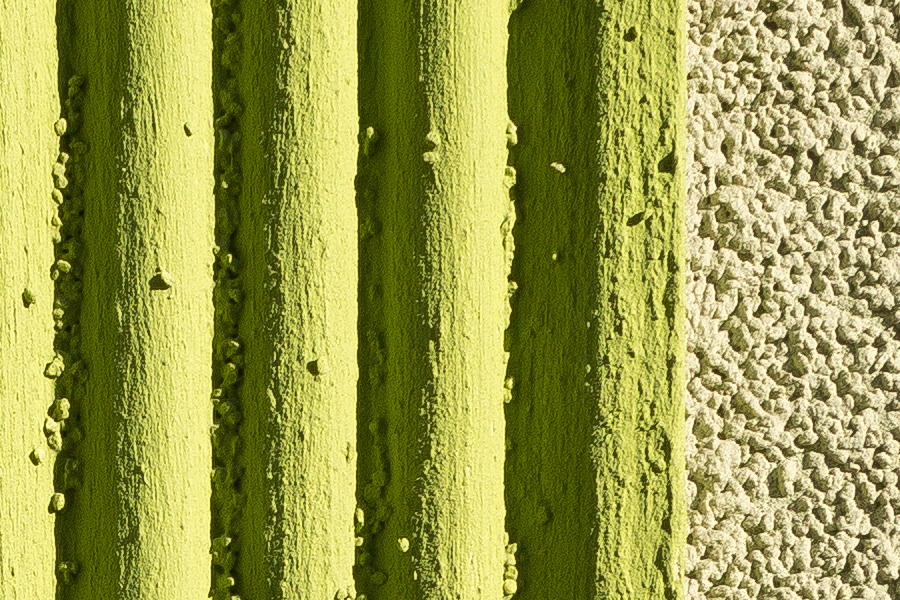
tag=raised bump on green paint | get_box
[66,2,215,598]
[357,1,510,598]
[234,0,358,598]
[506,0,686,597]
[0,2,59,597]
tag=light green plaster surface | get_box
[0,2,60,598]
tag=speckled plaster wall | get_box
[686,0,900,598]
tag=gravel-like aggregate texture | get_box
[686,0,900,598]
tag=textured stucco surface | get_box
[686,0,900,598]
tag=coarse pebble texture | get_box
[232,0,359,599]
[505,0,686,597]
[686,0,900,599]
[355,0,510,598]
[63,2,215,599]
[0,1,60,598]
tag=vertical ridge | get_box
[506,0,687,597]
[589,1,686,596]
[357,1,511,598]
[234,1,359,598]
[65,2,216,598]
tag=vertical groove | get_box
[65,2,215,599]
[233,1,359,599]
[357,0,511,598]
[210,0,244,597]
[0,1,61,598]
[355,3,390,592]
[51,73,88,593]
[52,0,85,594]
[505,2,602,595]
[506,0,686,598]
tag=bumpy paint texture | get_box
[58,2,216,599]
[506,0,686,598]
[686,0,900,598]
[0,1,59,598]
[229,0,359,599]
[356,0,511,598]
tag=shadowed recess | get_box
[51,0,89,597]
[209,0,245,598]
[506,1,600,597]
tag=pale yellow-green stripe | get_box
[0,1,60,598]
[590,1,687,595]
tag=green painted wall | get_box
[0,1,685,598]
